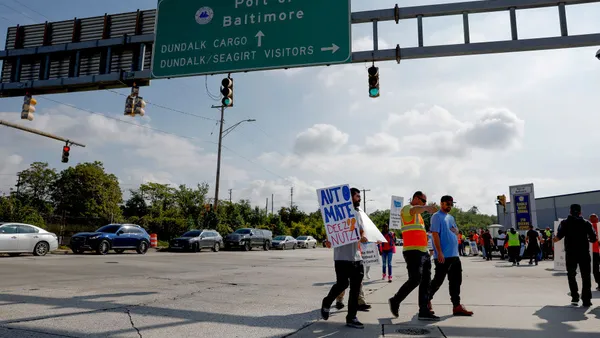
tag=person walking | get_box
[497,230,506,260]
[590,214,600,291]
[388,191,439,321]
[321,188,369,329]
[526,225,541,266]
[507,228,521,266]
[457,231,465,257]
[428,195,474,316]
[482,229,493,261]
[554,204,598,307]
[379,223,396,283]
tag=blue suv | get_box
[70,224,151,255]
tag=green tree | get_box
[17,162,58,216]
[52,162,122,226]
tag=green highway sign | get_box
[151,0,352,79]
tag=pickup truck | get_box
[224,228,272,251]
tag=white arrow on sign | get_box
[321,43,340,54]
[255,31,265,47]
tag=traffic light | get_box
[134,97,146,116]
[221,77,233,107]
[497,195,507,213]
[124,85,146,117]
[368,66,380,98]
[21,93,37,121]
[61,145,70,163]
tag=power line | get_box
[0,2,37,23]
[11,0,51,21]
[36,96,291,184]
[205,75,221,102]
[106,89,219,122]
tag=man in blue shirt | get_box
[429,195,473,316]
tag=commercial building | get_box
[496,189,600,231]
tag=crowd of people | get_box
[318,189,599,330]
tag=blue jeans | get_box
[382,250,393,276]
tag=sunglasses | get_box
[419,197,427,204]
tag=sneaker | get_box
[382,273,387,280]
[335,302,345,310]
[428,301,435,314]
[596,286,600,291]
[366,273,371,280]
[453,304,474,316]
[571,299,580,306]
[346,318,364,329]
[388,297,400,318]
[388,276,392,283]
[535,261,538,266]
[582,301,593,307]
[321,306,330,320]
[418,311,440,321]
[357,304,371,311]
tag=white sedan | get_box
[296,236,317,249]
[0,222,59,256]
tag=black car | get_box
[69,224,151,255]
[224,228,272,251]
[169,229,223,252]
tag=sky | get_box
[1,0,600,217]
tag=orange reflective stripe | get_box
[403,229,428,247]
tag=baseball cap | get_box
[441,195,454,204]
[570,204,582,214]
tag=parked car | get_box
[169,229,222,252]
[224,228,272,251]
[271,236,297,250]
[0,222,58,256]
[69,224,150,255]
[295,236,317,248]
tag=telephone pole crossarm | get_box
[0,119,86,147]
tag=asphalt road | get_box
[0,248,389,338]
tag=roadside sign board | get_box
[152,0,352,79]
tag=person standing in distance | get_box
[590,214,600,291]
[554,204,597,307]
[428,195,474,316]
[379,223,396,283]
[321,188,369,329]
[389,191,439,321]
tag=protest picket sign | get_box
[361,242,381,267]
[316,184,360,248]
[389,196,404,230]
[359,209,387,243]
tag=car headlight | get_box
[89,235,100,240]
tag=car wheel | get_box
[263,241,270,251]
[243,242,251,251]
[212,242,220,252]
[282,244,286,250]
[136,241,149,254]
[96,240,110,255]
[114,249,125,254]
[313,243,317,249]
[293,244,297,250]
[33,242,50,256]
[192,243,200,253]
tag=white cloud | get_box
[362,132,401,154]
[293,124,349,156]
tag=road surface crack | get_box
[125,308,142,338]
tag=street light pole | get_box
[213,105,225,211]
[211,105,256,210]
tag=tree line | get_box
[0,162,497,242]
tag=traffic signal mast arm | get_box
[0,119,86,148]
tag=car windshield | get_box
[234,229,251,234]
[274,236,286,240]
[182,231,201,237]
[96,225,121,233]
[297,236,307,240]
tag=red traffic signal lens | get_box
[63,146,70,152]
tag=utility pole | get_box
[265,198,268,214]
[362,189,371,213]
[290,187,294,210]
[228,189,232,204]
[271,193,274,215]
[213,104,225,210]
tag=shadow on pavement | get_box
[0,291,321,337]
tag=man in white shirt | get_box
[497,230,506,260]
